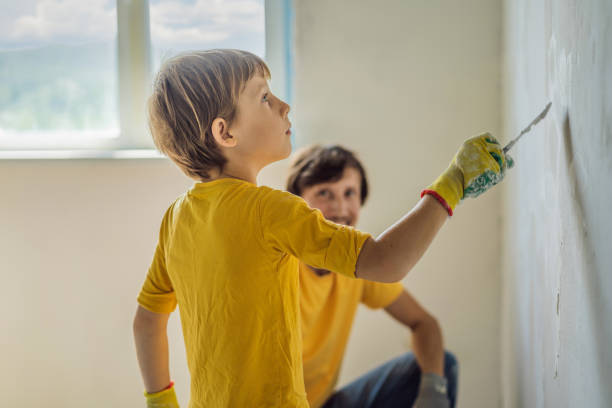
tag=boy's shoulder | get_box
[181,179,312,219]
[256,185,310,210]
[159,191,188,227]
[201,180,305,206]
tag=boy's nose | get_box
[280,100,290,117]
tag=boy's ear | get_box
[211,117,237,148]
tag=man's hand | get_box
[413,373,450,408]
[145,383,180,408]
[423,133,513,215]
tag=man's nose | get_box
[330,197,348,214]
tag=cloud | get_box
[6,0,116,47]
[1,0,265,54]
[149,0,264,51]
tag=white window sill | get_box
[0,149,165,160]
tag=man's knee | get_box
[443,351,458,379]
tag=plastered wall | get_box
[500,0,612,406]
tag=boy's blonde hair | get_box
[148,49,270,180]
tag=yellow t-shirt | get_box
[137,178,371,408]
[300,263,404,408]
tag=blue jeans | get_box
[321,351,458,408]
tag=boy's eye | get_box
[345,189,356,197]
[262,93,269,103]
[317,189,330,198]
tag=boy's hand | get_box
[144,383,180,408]
[422,133,513,215]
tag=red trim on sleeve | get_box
[162,382,174,391]
[421,190,453,217]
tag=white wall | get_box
[500,0,612,407]
[0,159,193,407]
[293,1,502,407]
[1,1,504,407]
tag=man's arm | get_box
[133,305,172,393]
[384,290,444,376]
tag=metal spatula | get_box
[503,102,552,154]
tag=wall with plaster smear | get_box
[501,0,612,406]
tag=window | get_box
[0,0,273,155]
[0,0,119,150]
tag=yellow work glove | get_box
[422,133,513,216]
[144,383,180,408]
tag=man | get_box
[286,145,459,408]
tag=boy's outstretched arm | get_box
[355,195,447,283]
[356,133,511,283]
[133,305,179,407]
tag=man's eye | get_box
[262,93,269,103]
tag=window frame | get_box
[0,0,292,158]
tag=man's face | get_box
[228,74,293,167]
[301,167,362,227]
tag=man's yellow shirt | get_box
[300,263,403,408]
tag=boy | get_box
[133,49,511,408]
[287,145,457,408]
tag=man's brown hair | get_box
[148,49,270,180]
[286,145,369,204]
